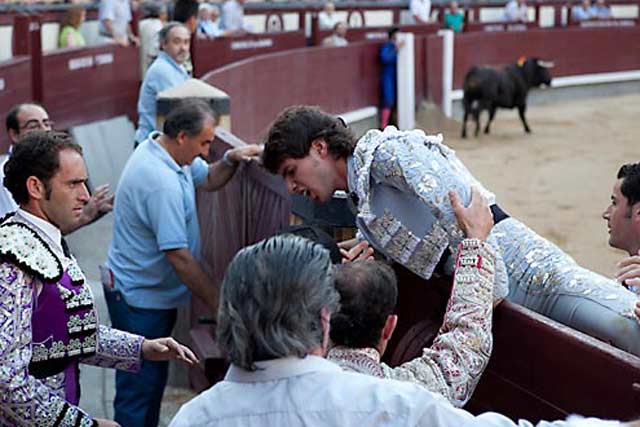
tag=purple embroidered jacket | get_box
[0,213,145,427]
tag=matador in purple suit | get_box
[0,131,198,427]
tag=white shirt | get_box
[503,0,528,22]
[169,356,619,427]
[138,18,163,75]
[221,0,244,31]
[98,0,132,38]
[410,0,431,23]
[318,11,339,30]
[0,154,17,219]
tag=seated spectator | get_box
[591,0,612,18]
[98,0,139,46]
[502,0,528,22]
[169,234,638,427]
[221,0,248,33]
[138,3,168,75]
[198,3,229,38]
[572,0,595,21]
[59,5,87,48]
[410,0,432,24]
[318,1,339,30]
[327,188,496,408]
[443,1,464,32]
[322,21,348,47]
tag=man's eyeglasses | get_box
[19,119,55,132]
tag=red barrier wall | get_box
[0,55,31,151]
[453,26,640,89]
[41,44,139,130]
[192,30,307,78]
[202,41,382,143]
[426,34,443,104]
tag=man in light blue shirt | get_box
[135,22,190,145]
[106,100,262,427]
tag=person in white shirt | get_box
[503,0,529,22]
[169,233,635,427]
[1,103,113,230]
[322,21,349,47]
[318,1,339,30]
[221,0,247,32]
[198,3,227,38]
[138,3,168,76]
[411,0,432,24]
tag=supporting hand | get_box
[141,337,199,365]
[95,419,121,427]
[449,186,494,241]
[226,145,263,165]
[340,240,374,263]
[615,251,640,289]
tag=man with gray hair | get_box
[135,21,191,147]
[169,233,633,427]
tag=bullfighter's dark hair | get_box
[330,260,398,349]
[262,106,355,174]
[618,163,640,207]
[4,131,82,205]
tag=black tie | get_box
[61,237,72,258]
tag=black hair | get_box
[262,106,355,174]
[162,99,218,138]
[388,26,399,39]
[618,163,640,207]
[173,0,199,23]
[330,260,398,349]
[4,131,83,205]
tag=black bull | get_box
[461,58,554,138]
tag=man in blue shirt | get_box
[106,100,261,427]
[135,22,191,146]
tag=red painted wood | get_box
[40,44,139,130]
[0,55,31,151]
[453,26,640,89]
[192,30,307,78]
[312,23,440,46]
[202,41,382,143]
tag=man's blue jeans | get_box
[104,285,177,427]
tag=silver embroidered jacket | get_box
[327,239,495,407]
[0,212,144,427]
[348,126,508,301]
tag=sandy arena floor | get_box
[415,92,640,277]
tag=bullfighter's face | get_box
[277,139,344,203]
[603,178,640,254]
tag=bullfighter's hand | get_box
[142,337,199,365]
[95,419,121,427]
[340,240,375,263]
[615,251,640,289]
[449,186,494,241]
[227,145,263,164]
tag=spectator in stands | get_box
[106,100,261,427]
[502,0,529,22]
[410,0,432,24]
[591,0,612,18]
[98,0,140,46]
[380,27,404,129]
[58,5,87,48]
[221,0,248,33]
[327,188,495,408]
[169,232,639,427]
[318,1,339,30]
[572,0,595,21]
[174,0,199,33]
[444,1,464,32]
[139,3,168,75]
[2,102,113,228]
[135,22,191,146]
[322,21,348,47]
[198,3,228,38]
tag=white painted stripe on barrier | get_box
[397,32,416,130]
[339,106,378,124]
[438,29,455,118]
[448,70,640,102]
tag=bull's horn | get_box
[537,60,555,68]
